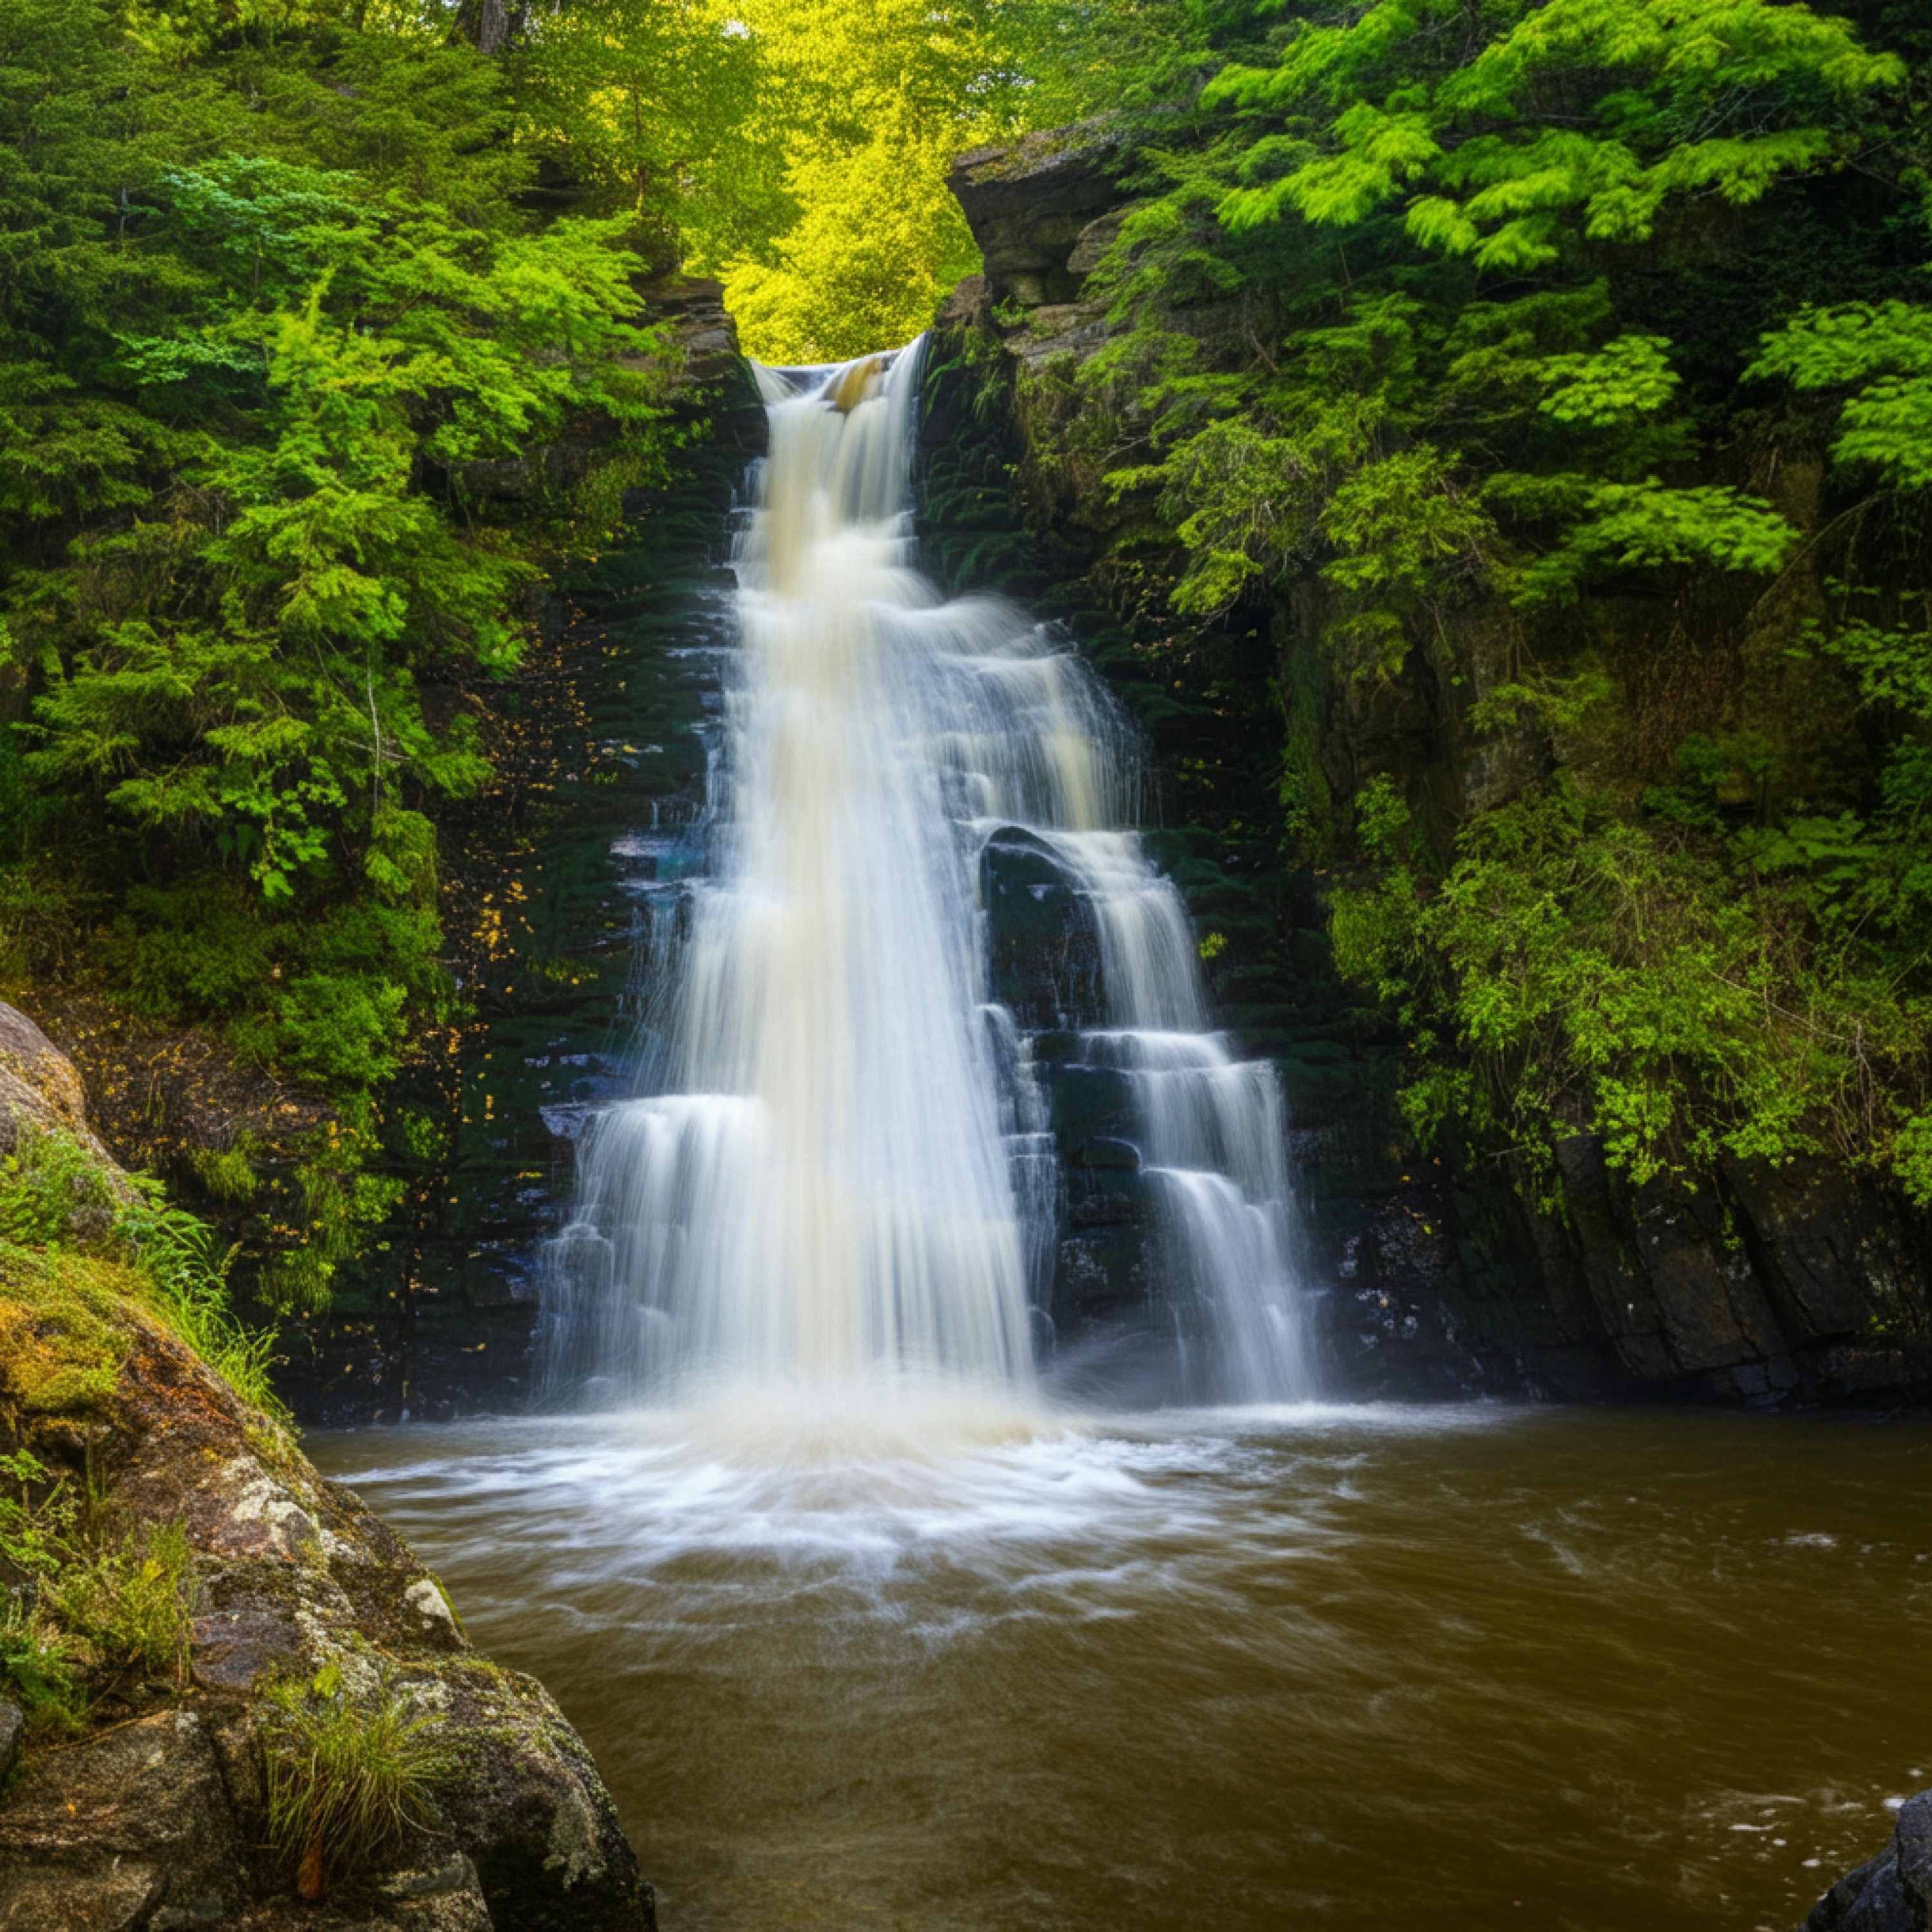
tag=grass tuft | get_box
[118,1193,288,1423]
[0,1124,287,1427]
[263,1662,449,1899]
[0,1449,194,1732]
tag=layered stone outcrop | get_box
[949,124,1126,310]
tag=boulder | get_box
[1803,1791,1932,1930]
[0,1710,244,1932]
[0,1282,653,1930]
[0,1003,117,1166]
[949,124,1126,307]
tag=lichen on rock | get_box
[0,1005,654,1931]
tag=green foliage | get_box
[0,1125,286,1418]
[118,1188,287,1419]
[48,1519,194,1695]
[0,0,695,1307]
[1340,783,1832,1185]
[725,127,983,363]
[0,1127,117,1249]
[1537,334,1680,428]
[1207,0,1898,259]
[708,0,1007,361]
[1081,0,1860,660]
[1332,722,1932,1198]
[1510,480,1799,606]
[263,1660,448,1900]
[259,1128,406,1314]
[992,0,1932,1213]
[0,1448,193,1734]
[0,1589,89,1735]
[1750,298,1932,489]
[24,160,669,902]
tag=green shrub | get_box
[48,1522,194,1696]
[0,1127,117,1249]
[0,1592,88,1735]
[184,1139,261,1204]
[0,1450,193,1730]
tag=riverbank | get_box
[0,1010,651,1929]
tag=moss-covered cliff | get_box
[0,1006,652,1929]
[927,86,1932,1408]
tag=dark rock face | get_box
[981,826,1103,1027]
[269,410,754,1426]
[949,126,1126,308]
[1804,1792,1932,1931]
[0,1709,247,1931]
[630,274,739,386]
[932,133,1932,1410]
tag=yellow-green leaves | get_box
[1222,104,1439,231]
[723,125,981,363]
[1751,299,1932,491]
[1537,334,1679,427]
[707,0,1003,361]
[1511,480,1796,605]
[1211,0,1899,265]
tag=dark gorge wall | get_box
[265,295,762,1426]
[930,133,1932,1411]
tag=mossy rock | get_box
[0,1242,138,1419]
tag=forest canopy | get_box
[956,0,1932,1210]
[4,0,1931,1309]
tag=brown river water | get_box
[312,1398,1931,1931]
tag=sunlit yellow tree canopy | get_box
[513,0,1203,361]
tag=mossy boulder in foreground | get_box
[0,1003,652,1932]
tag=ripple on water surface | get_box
[312,1401,1932,1932]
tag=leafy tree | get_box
[703,0,1010,361]
[0,0,681,1305]
[971,0,1932,1210]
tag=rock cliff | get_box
[934,133,1932,1410]
[0,1007,652,1931]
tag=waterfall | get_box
[541,340,1312,1405]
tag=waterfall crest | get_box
[542,341,1311,1405]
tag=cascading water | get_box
[542,340,1311,1405]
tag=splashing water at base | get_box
[314,1405,1932,1931]
[541,341,1310,1404]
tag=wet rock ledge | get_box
[0,1005,651,1932]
